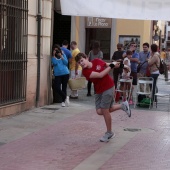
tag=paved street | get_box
[0,74,170,170]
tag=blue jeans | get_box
[150,74,159,102]
[55,74,69,102]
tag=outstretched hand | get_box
[123,65,130,72]
[112,61,120,68]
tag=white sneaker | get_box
[100,132,115,142]
[122,100,131,117]
[61,102,65,107]
[65,96,70,107]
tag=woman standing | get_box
[51,45,70,107]
[148,44,160,102]
[87,41,103,96]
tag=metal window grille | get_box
[0,0,28,106]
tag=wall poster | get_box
[119,35,140,52]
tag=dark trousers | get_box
[87,81,95,94]
[113,68,123,89]
[150,74,159,102]
[55,74,69,102]
[130,72,137,85]
[87,81,92,94]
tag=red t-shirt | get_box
[82,59,114,94]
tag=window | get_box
[0,0,28,106]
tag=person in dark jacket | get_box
[112,43,124,89]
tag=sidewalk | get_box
[0,76,170,170]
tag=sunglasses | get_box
[130,45,136,47]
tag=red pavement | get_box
[0,109,170,170]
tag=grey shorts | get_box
[95,87,114,109]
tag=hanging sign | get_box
[85,17,112,28]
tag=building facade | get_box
[164,21,170,49]
[0,0,53,117]
[0,0,153,117]
[70,16,152,60]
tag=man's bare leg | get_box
[109,104,122,113]
[96,108,114,142]
[101,108,112,132]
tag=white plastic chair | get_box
[114,76,133,103]
[134,77,154,109]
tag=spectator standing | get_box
[138,42,150,77]
[112,43,124,89]
[61,40,72,69]
[148,44,160,102]
[87,41,103,96]
[51,46,70,107]
[122,50,133,104]
[69,41,82,99]
[129,42,139,86]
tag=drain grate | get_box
[124,128,141,132]
[41,107,59,111]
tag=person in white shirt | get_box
[122,50,133,104]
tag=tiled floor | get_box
[0,108,170,170]
[0,74,170,170]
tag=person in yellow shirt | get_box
[160,48,166,61]
[69,41,82,99]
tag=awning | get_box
[60,0,170,20]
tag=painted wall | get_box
[71,16,85,53]
[27,0,52,108]
[115,19,152,51]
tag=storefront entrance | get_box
[53,12,71,47]
[85,28,111,60]
[85,17,112,60]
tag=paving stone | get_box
[0,76,170,169]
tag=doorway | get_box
[53,12,71,47]
[85,28,111,60]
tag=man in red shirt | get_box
[75,53,131,142]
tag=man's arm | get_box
[75,62,79,75]
[89,62,120,79]
[112,52,116,61]
[68,51,72,64]
[130,58,139,63]
[99,51,103,59]
[130,53,139,63]
[68,58,72,64]
[61,54,68,66]
[123,60,130,72]
[122,52,127,58]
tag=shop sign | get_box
[85,17,112,28]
